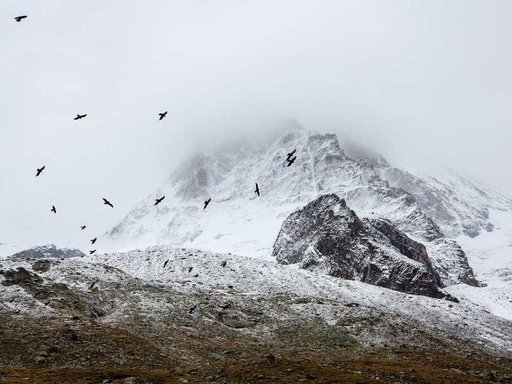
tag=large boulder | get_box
[272,194,447,299]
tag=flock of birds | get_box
[17,13,298,257]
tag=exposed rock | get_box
[365,217,442,286]
[273,194,446,298]
[32,260,53,273]
[427,239,479,287]
[1,267,43,288]
[88,302,106,318]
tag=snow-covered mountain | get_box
[106,129,512,289]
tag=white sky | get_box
[1,0,512,251]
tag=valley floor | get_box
[1,312,512,384]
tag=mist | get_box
[1,0,512,251]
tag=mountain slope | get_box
[106,130,498,288]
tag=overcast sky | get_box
[1,0,512,252]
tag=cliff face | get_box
[273,194,446,298]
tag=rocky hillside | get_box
[1,247,511,383]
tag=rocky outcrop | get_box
[272,194,447,299]
[364,217,442,286]
[9,244,84,261]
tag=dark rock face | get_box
[365,217,442,287]
[9,244,84,260]
[272,194,446,299]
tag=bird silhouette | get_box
[80,225,86,230]
[158,111,167,120]
[35,166,45,177]
[154,196,165,206]
[89,281,96,290]
[74,114,87,120]
[221,260,227,268]
[188,304,198,314]
[91,237,97,244]
[188,267,193,273]
[286,156,297,167]
[203,198,211,210]
[287,149,296,160]
[89,250,96,255]
[14,15,27,22]
[163,260,169,268]
[255,183,260,197]
[51,205,56,214]
[102,198,114,208]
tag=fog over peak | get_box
[1,0,511,251]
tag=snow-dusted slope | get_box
[2,247,511,354]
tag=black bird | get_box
[80,225,86,230]
[188,267,193,273]
[286,156,297,167]
[158,111,167,120]
[102,198,114,208]
[221,260,227,268]
[89,250,96,255]
[188,304,198,314]
[91,237,97,244]
[14,15,27,22]
[89,281,96,290]
[51,205,56,214]
[154,196,165,206]
[163,260,169,268]
[286,149,296,160]
[203,198,211,210]
[35,166,45,177]
[255,183,260,197]
[74,114,87,120]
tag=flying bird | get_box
[14,15,27,22]
[287,149,296,160]
[91,237,97,244]
[286,156,297,167]
[102,198,114,208]
[89,250,96,255]
[188,304,198,314]
[80,225,86,230]
[203,198,211,210]
[89,281,96,290]
[35,166,45,177]
[163,260,169,268]
[255,183,260,197]
[158,111,167,120]
[154,196,165,206]
[188,267,193,273]
[51,205,56,214]
[74,114,87,120]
